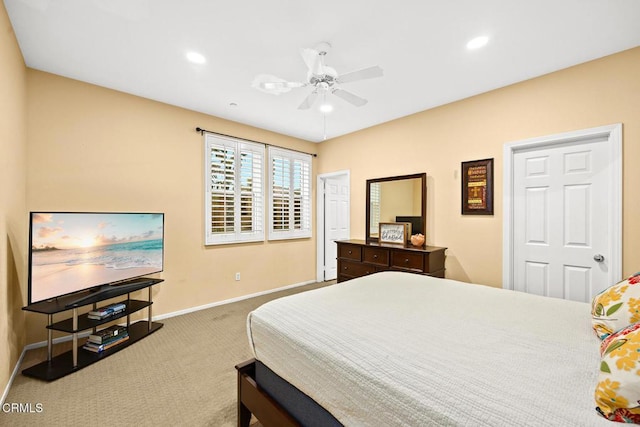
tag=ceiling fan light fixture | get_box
[186,51,206,64]
[319,103,333,113]
[466,35,489,50]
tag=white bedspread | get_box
[247,271,610,426]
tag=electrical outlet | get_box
[235,272,241,281]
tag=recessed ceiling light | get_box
[319,103,333,113]
[466,36,489,50]
[186,51,206,64]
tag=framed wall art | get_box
[461,158,494,215]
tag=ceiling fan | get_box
[252,42,383,110]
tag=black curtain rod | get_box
[195,127,317,158]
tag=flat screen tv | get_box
[395,215,422,235]
[28,212,164,305]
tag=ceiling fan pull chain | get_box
[323,110,327,141]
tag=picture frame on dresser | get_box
[379,222,410,244]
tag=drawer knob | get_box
[405,258,409,263]
[348,250,352,254]
[373,254,378,259]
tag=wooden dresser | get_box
[336,239,446,283]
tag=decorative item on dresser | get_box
[336,239,446,283]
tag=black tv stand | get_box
[64,278,159,308]
[22,278,163,381]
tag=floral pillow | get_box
[595,322,640,422]
[592,273,640,339]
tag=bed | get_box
[237,271,611,426]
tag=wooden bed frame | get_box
[236,359,300,427]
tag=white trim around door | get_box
[502,123,622,292]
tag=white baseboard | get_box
[2,279,319,401]
[23,330,93,351]
[152,279,317,321]
[2,347,26,406]
[1,330,94,405]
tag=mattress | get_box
[247,271,610,426]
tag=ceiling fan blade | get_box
[298,90,319,110]
[300,48,323,75]
[252,74,305,94]
[332,89,368,107]
[336,66,384,84]
[262,81,305,90]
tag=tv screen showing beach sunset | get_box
[29,212,164,304]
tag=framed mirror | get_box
[366,173,426,243]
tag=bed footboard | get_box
[236,359,300,427]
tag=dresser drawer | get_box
[339,259,374,278]
[338,244,362,261]
[336,241,447,283]
[363,246,389,267]
[391,250,424,272]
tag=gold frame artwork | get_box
[461,158,494,215]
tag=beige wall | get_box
[318,47,640,288]
[25,70,318,343]
[11,24,640,347]
[0,1,27,395]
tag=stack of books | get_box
[83,325,129,353]
[87,302,126,320]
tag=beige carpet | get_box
[1,281,332,427]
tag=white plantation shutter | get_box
[370,182,381,235]
[268,147,312,240]
[271,155,290,231]
[239,148,263,234]
[293,158,311,231]
[205,134,264,244]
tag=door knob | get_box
[594,254,605,262]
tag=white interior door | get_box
[505,124,622,302]
[323,175,350,281]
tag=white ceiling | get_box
[5,0,640,142]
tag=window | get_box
[204,134,264,245]
[204,133,311,244]
[268,147,312,240]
